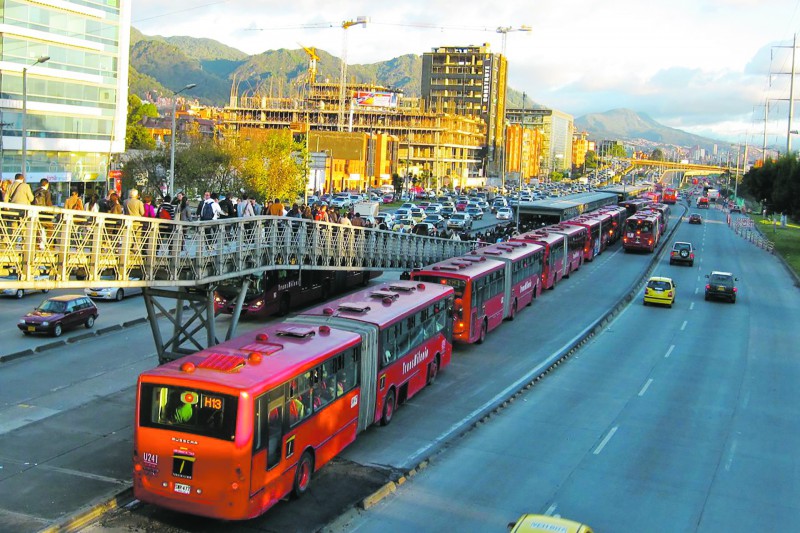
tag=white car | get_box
[85,276,143,301]
[496,207,514,220]
[1,269,50,299]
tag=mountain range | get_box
[129,28,723,152]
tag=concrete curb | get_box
[39,488,135,533]
[1,305,191,364]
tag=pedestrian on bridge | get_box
[6,173,33,205]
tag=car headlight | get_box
[18,319,25,324]
[41,321,49,326]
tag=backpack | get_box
[158,206,172,220]
[200,201,214,221]
[33,187,48,206]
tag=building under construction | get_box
[222,76,486,192]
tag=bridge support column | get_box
[143,286,219,365]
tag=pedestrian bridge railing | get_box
[0,203,475,290]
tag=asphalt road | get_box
[328,207,800,532]
[10,207,782,533]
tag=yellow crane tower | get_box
[300,44,319,85]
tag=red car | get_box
[18,294,98,337]
[456,199,468,211]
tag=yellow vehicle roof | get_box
[509,514,593,533]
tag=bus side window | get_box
[287,372,312,426]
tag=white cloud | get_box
[131,0,800,138]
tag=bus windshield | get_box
[139,383,238,441]
[414,275,466,298]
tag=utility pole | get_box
[789,33,797,154]
[338,17,368,132]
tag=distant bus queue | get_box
[132,189,677,522]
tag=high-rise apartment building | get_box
[421,43,507,178]
[508,107,574,179]
[0,0,130,200]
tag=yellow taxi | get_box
[643,276,676,307]
[508,514,593,533]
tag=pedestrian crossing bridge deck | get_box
[0,203,474,289]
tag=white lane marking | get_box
[665,344,675,358]
[689,302,695,310]
[680,320,688,331]
[694,287,699,294]
[725,439,738,471]
[545,503,558,516]
[638,379,653,396]
[593,426,618,455]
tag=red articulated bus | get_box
[594,205,629,244]
[562,215,605,261]
[470,240,545,318]
[545,223,587,277]
[410,255,506,344]
[642,191,661,204]
[619,198,653,217]
[133,281,454,520]
[622,212,661,253]
[214,270,379,318]
[638,203,671,237]
[662,188,678,204]
[511,229,566,290]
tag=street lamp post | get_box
[168,83,197,197]
[21,55,50,175]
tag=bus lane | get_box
[2,213,682,533]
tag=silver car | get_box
[84,276,143,301]
[1,269,50,299]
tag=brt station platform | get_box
[0,203,474,363]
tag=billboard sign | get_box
[354,91,398,108]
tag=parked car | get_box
[408,207,427,222]
[705,271,738,303]
[84,275,144,301]
[400,202,417,210]
[455,199,469,211]
[381,193,394,204]
[394,207,411,218]
[495,207,514,220]
[18,294,98,337]
[392,217,416,232]
[1,268,50,299]
[440,206,456,219]
[421,215,447,235]
[329,195,350,209]
[643,276,676,308]
[447,212,473,230]
[465,206,484,220]
[375,213,396,228]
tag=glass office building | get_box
[0,0,130,202]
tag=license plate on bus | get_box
[174,483,191,494]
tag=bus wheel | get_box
[381,389,396,426]
[477,320,487,344]
[427,356,439,385]
[292,452,314,499]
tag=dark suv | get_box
[18,295,99,337]
[705,271,738,303]
[670,241,695,266]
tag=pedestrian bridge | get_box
[0,202,473,290]
[0,202,475,363]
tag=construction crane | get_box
[338,16,369,132]
[300,44,320,85]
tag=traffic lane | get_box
[338,239,655,470]
[339,208,800,532]
[0,288,149,356]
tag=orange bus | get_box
[546,223,588,277]
[622,212,661,253]
[410,254,506,344]
[593,205,629,244]
[133,280,454,520]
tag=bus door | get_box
[251,388,286,499]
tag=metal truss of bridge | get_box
[0,203,473,362]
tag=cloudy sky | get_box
[132,0,800,145]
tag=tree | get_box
[650,148,665,161]
[119,149,168,197]
[174,139,240,198]
[126,94,158,150]
[584,150,598,169]
[229,130,307,201]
